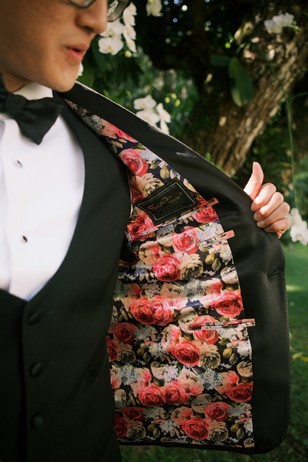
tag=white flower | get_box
[98,5,137,56]
[123,2,137,26]
[77,63,83,77]
[264,19,283,34]
[157,103,171,133]
[264,12,294,34]
[134,95,157,111]
[101,20,125,38]
[98,20,125,54]
[123,24,137,52]
[289,208,308,245]
[134,96,171,133]
[146,0,163,17]
[135,109,160,126]
[98,35,124,55]
[273,12,294,28]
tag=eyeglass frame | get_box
[69,0,131,22]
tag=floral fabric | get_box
[66,101,256,449]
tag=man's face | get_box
[0,0,107,92]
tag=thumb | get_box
[243,162,264,201]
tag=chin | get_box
[48,79,77,93]
[43,69,79,93]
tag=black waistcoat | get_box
[0,103,130,462]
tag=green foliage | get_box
[235,100,308,229]
[228,58,254,107]
[292,157,308,221]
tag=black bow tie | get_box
[0,81,63,145]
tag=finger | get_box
[251,182,276,212]
[263,217,291,238]
[243,162,264,201]
[253,191,286,221]
[256,203,291,229]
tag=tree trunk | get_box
[182,6,308,175]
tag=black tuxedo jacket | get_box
[62,83,290,453]
[0,82,289,461]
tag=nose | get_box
[76,0,108,35]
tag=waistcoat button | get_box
[32,414,44,428]
[27,312,41,325]
[30,362,44,377]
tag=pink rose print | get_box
[130,296,173,326]
[113,323,136,344]
[106,338,120,362]
[178,371,204,396]
[139,242,161,266]
[120,149,148,176]
[194,207,218,224]
[172,226,199,254]
[226,382,253,403]
[171,406,194,426]
[171,340,200,367]
[137,368,152,385]
[114,415,128,438]
[161,325,182,352]
[204,402,231,422]
[181,418,209,440]
[153,254,181,282]
[130,177,144,202]
[191,315,219,344]
[122,407,144,421]
[164,381,188,405]
[129,284,143,296]
[149,296,174,326]
[102,122,137,142]
[138,384,166,407]
[210,291,243,318]
[110,369,122,390]
[127,212,155,241]
[216,371,240,395]
[171,406,193,426]
[130,297,153,325]
[204,278,223,294]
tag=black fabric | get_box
[0,103,130,462]
[0,292,27,462]
[62,82,290,453]
[0,79,63,145]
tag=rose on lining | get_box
[171,340,200,367]
[138,384,166,407]
[210,291,243,318]
[172,226,199,254]
[113,322,136,344]
[153,254,181,282]
[226,382,253,403]
[120,149,148,176]
[181,418,209,440]
[164,381,188,405]
[204,402,231,422]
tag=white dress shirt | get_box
[0,83,85,300]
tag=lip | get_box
[65,45,88,63]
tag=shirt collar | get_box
[14,82,53,100]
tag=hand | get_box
[244,162,290,238]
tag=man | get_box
[0,1,290,461]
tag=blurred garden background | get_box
[80,0,308,459]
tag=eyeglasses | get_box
[69,1,130,22]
